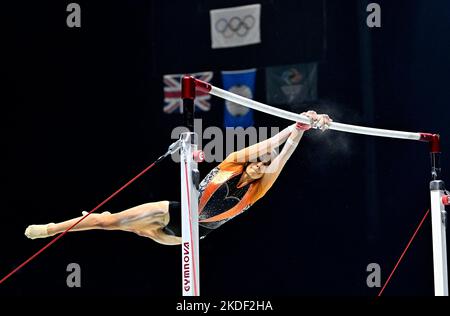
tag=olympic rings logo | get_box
[215,15,255,38]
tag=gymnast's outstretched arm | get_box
[230,123,298,163]
[259,111,331,190]
[230,111,330,163]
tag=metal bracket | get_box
[167,139,182,155]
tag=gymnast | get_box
[25,111,332,245]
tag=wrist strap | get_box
[296,122,311,131]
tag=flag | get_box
[210,4,261,49]
[163,71,213,114]
[221,68,256,128]
[265,63,318,107]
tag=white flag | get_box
[210,4,261,49]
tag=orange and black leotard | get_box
[164,153,272,239]
[198,153,270,233]
[164,124,304,238]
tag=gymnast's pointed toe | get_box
[25,224,51,239]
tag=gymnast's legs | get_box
[24,201,182,245]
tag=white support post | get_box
[430,180,448,296]
[180,132,200,296]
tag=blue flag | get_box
[221,68,256,128]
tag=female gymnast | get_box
[25,111,332,245]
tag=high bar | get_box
[182,76,439,146]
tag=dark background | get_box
[3,0,449,296]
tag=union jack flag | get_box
[163,71,213,114]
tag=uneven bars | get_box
[182,75,447,296]
[191,77,441,146]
